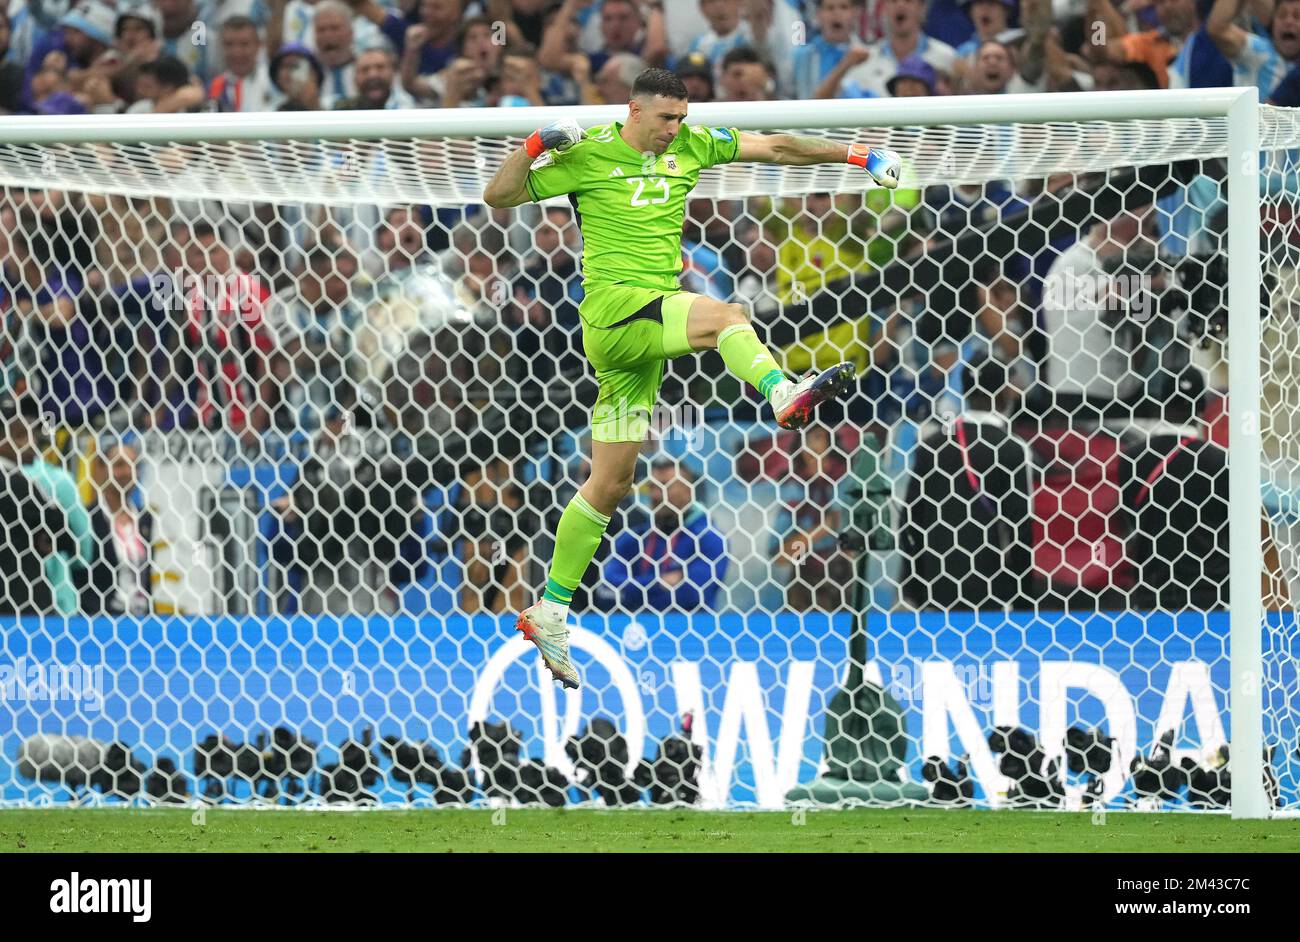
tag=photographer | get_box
[1035,208,1160,425]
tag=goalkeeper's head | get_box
[625,68,688,156]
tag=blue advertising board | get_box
[1,612,1295,808]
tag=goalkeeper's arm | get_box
[484,118,584,208]
[483,148,536,209]
[736,132,901,188]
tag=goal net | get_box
[0,93,1296,813]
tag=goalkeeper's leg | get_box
[683,295,856,430]
[519,438,640,690]
[519,290,854,687]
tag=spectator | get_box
[440,453,541,614]
[6,0,63,70]
[998,0,1097,92]
[333,45,415,108]
[1087,0,1228,89]
[771,424,857,611]
[674,50,715,100]
[356,206,468,395]
[1,191,129,428]
[84,435,154,616]
[493,0,556,49]
[899,355,1037,610]
[820,0,957,98]
[0,9,23,113]
[686,0,753,68]
[313,0,360,106]
[496,51,548,105]
[717,45,775,100]
[270,41,325,109]
[1091,57,1160,91]
[357,0,465,77]
[208,15,277,112]
[1207,0,1300,94]
[954,0,1014,60]
[266,0,379,52]
[539,0,667,75]
[405,15,501,106]
[114,3,162,58]
[29,61,88,113]
[730,216,781,319]
[156,221,275,443]
[155,0,216,83]
[508,205,585,393]
[101,3,163,79]
[690,0,800,92]
[968,264,1034,375]
[263,242,365,432]
[961,38,1017,92]
[792,0,868,100]
[592,51,647,104]
[598,458,729,612]
[127,55,205,113]
[886,53,937,94]
[23,0,115,110]
[776,192,866,304]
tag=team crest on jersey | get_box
[663,155,678,172]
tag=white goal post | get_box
[0,87,1292,816]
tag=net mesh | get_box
[1,103,1298,811]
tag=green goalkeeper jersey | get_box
[524,121,741,322]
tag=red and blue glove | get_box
[848,144,902,189]
[525,118,585,158]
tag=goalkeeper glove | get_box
[525,118,585,158]
[848,144,901,190]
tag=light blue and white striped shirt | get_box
[1232,31,1287,95]
[791,35,866,100]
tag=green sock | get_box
[717,323,787,401]
[543,491,612,606]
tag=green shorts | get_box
[580,285,701,443]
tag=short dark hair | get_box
[458,14,494,47]
[138,56,191,91]
[631,67,688,101]
[719,45,772,75]
[189,220,218,241]
[1117,60,1160,90]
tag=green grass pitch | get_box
[2,808,1298,852]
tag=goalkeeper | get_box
[483,68,901,688]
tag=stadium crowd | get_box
[1,0,1297,617]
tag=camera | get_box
[1156,253,1274,347]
